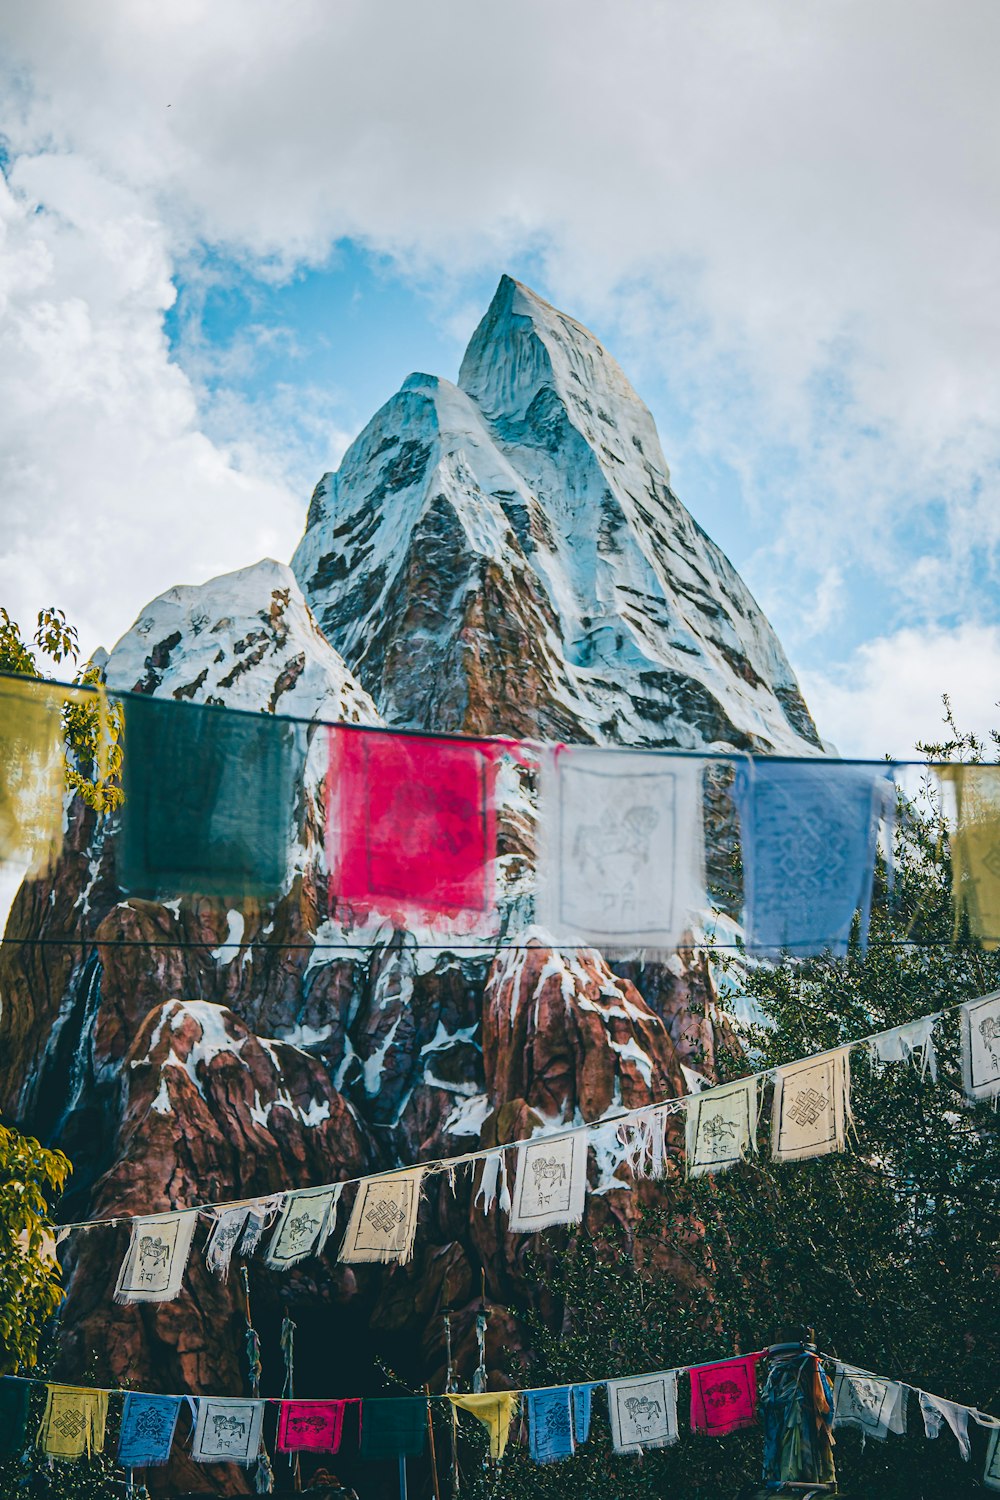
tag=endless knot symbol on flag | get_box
[135,1409,167,1439]
[52,1410,86,1438]
[787,1086,828,1127]
[365,1198,406,1235]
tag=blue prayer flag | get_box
[118,1393,181,1468]
[527,1389,574,1464]
[736,760,894,957]
[573,1384,592,1445]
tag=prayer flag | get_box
[573,1385,592,1445]
[960,991,1000,1105]
[474,1148,510,1216]
[690,1355,761,1436]
[985,1425,1000,1491]
[264,1186,341,1270]
[327,726,501,933]
[771,1048,852,1163]
[204,1205,252,1281]
[0,1377,30,1457]
[191,1398,265,1466]
[507,1133,588,1234]
[686,1077,759,1178]
[919,1391,972,1461]
[117,1394,182,1467]
[38,1386,108,1461]
[360,1399,425,1460]
[276,1400,354,1454]
[832,1366,906,1442]
[527,1389,574,1463]
[536,746,707,950]
[447,1393,518,1461]
[869,1016,938,1082]
[607,1372,678,1454]
[735,760,894,957]
[119,693,303,901]
[114,1212,197,1304]
[940,765,1000,948]
[339,1169,424,1265]
[0,676,66,875]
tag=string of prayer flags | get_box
[119,693,303,901]
[985,1426,1000,1491]
[339,1169,425,1265]
[191,1398,265,1466]
[117,1394,182,1467]
[0,675,66,875]
[686,1077,759,1178]
[771,1048,852,1163]
[38,1386,108,1461]
[870,1016,939,1083]
[114,1211,197,1304]
[0,1377,30,1457]
[939,765,1000,948]
[360,1399,425,1460]
[447,1393,519,1461]
[735,760,894,957]
[690,1355,761,1437]
[276,1400,356,1454]
[264,1186,341,1270]
[960,991,1000,1105]
[607,1372,679,1455]
[832,1365,907,1442]
[536,746,707,950]
[919,1391,972,1461]
[327,726,502,933]
[527,1388,575,1464]
[507,1133,588,1234]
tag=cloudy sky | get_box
[1,0,998,756]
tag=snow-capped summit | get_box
[293,276,819,751]
[106,558,380,725]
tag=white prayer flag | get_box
[191,1398,265,1466]
[832,1365,907,1441]
[338,1169,425,1265]
[985,1425,1000,1491]
[474,1149,510,1216]
[606,1372,678,1454]
[686,1078,759,1178]
[264,1186,341,1270]
[870,1016,939,1082]
[919,1391,972,1461]
[114,1212,197,1304]
[961,991,1000,1104]
[536,746,707,950]
[204,1206,251,1282]
[507,1133,588,1234]
[771,1048,852,1163]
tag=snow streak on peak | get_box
[106,557,380,725]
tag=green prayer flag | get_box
[0,1378,30,1457]
[118,694,304,901]
[360,1399,426,1460]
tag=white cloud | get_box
[1,0,999,655]
[800,624,1000,760]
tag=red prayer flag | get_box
[327,726,503,932]
[276,1399,355,1454]
[689,1354,761,1437]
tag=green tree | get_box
[458,719,999,1499]
[0,1124,69,1374]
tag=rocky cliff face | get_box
[0,280,798,1495]
[292,275,819,751]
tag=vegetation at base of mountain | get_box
[0,1344,122,1500]
[0,605,122,812]
[0,1125,69,1377]
[460,714,999,1500]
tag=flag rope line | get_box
[52,994,976,1234]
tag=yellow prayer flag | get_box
[940,765,1000,950]
[0,676,66,875]
[447,1392,519,1461]
[38,1385,109,1460]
